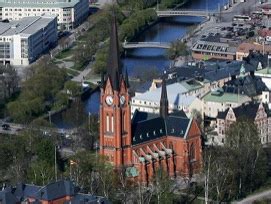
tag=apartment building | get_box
[217,102,271,145]
[0,15,57,66]
[0,0,89,30]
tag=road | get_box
[234,189,271,204]
[220,0,259,22]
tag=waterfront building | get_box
[99,17,202,183]
[0,15,57,66]
[0,0,88,30]
[191,34,237,61]
[0,180,110,204]
[216,102,271,145]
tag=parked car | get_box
[2,124,10,130]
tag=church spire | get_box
[107,14,122,90]
[125,68,130,88]
[160,78,168,118]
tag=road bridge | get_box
[122,42,171,49]
[156,9,216,17]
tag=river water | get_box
[52,0,229,128]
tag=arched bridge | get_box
[122,42,171,49]
[156,9,216,17]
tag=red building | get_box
[99,17,203,182]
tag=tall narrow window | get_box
[189,144,195,161]
[106,114,109,132]
[111,116,114,133]
[123,112,126,132]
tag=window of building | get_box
[189,143,195,161]
[106,114,109,132]
[111,116,114,133]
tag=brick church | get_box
[99,16,202,182]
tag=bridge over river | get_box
[156,9,216,17]
[122,42,171,49]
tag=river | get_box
[52,0,230,128]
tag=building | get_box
[99,17,202,183]
[0,15,57,66]
[236,42,271,61]
[131,80,203,117]
[223,64,269,100]
[217,102,271,145]
[202,89,251,118]
[191,34,237,61]
[255,67,271,89]
[0,180,110,204]
[0,0,88,30]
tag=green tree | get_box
[167,40,188,60]
[64,81,81,97]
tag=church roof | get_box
[132,110,191,145]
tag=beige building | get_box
[192,40,236,61]
[236,42,271,61]
[202,89,251,118]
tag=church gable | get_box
[185,119,201,139]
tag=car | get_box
[2,124,10,130]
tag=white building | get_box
[131,82,203,117]
[0,15,57,66]
[0,0,89,30]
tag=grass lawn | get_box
[55,48,74,59]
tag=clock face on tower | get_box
[120,95,126,105]
[105,95,113,106]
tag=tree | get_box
[64,81,81,97]
[152,168,175,204]
[28,160,55,185]
[167,40,189,60]
[203,119,268,202]
[225,119,267,199]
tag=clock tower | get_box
[99,15,132,167]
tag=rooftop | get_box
[0,15,56,36]
[0,0,82,8]
[237,42,271,53]
[202,91,251,104]
[132,110,192,145]
[133,82,199,107]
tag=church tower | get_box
[99,15,132,167]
